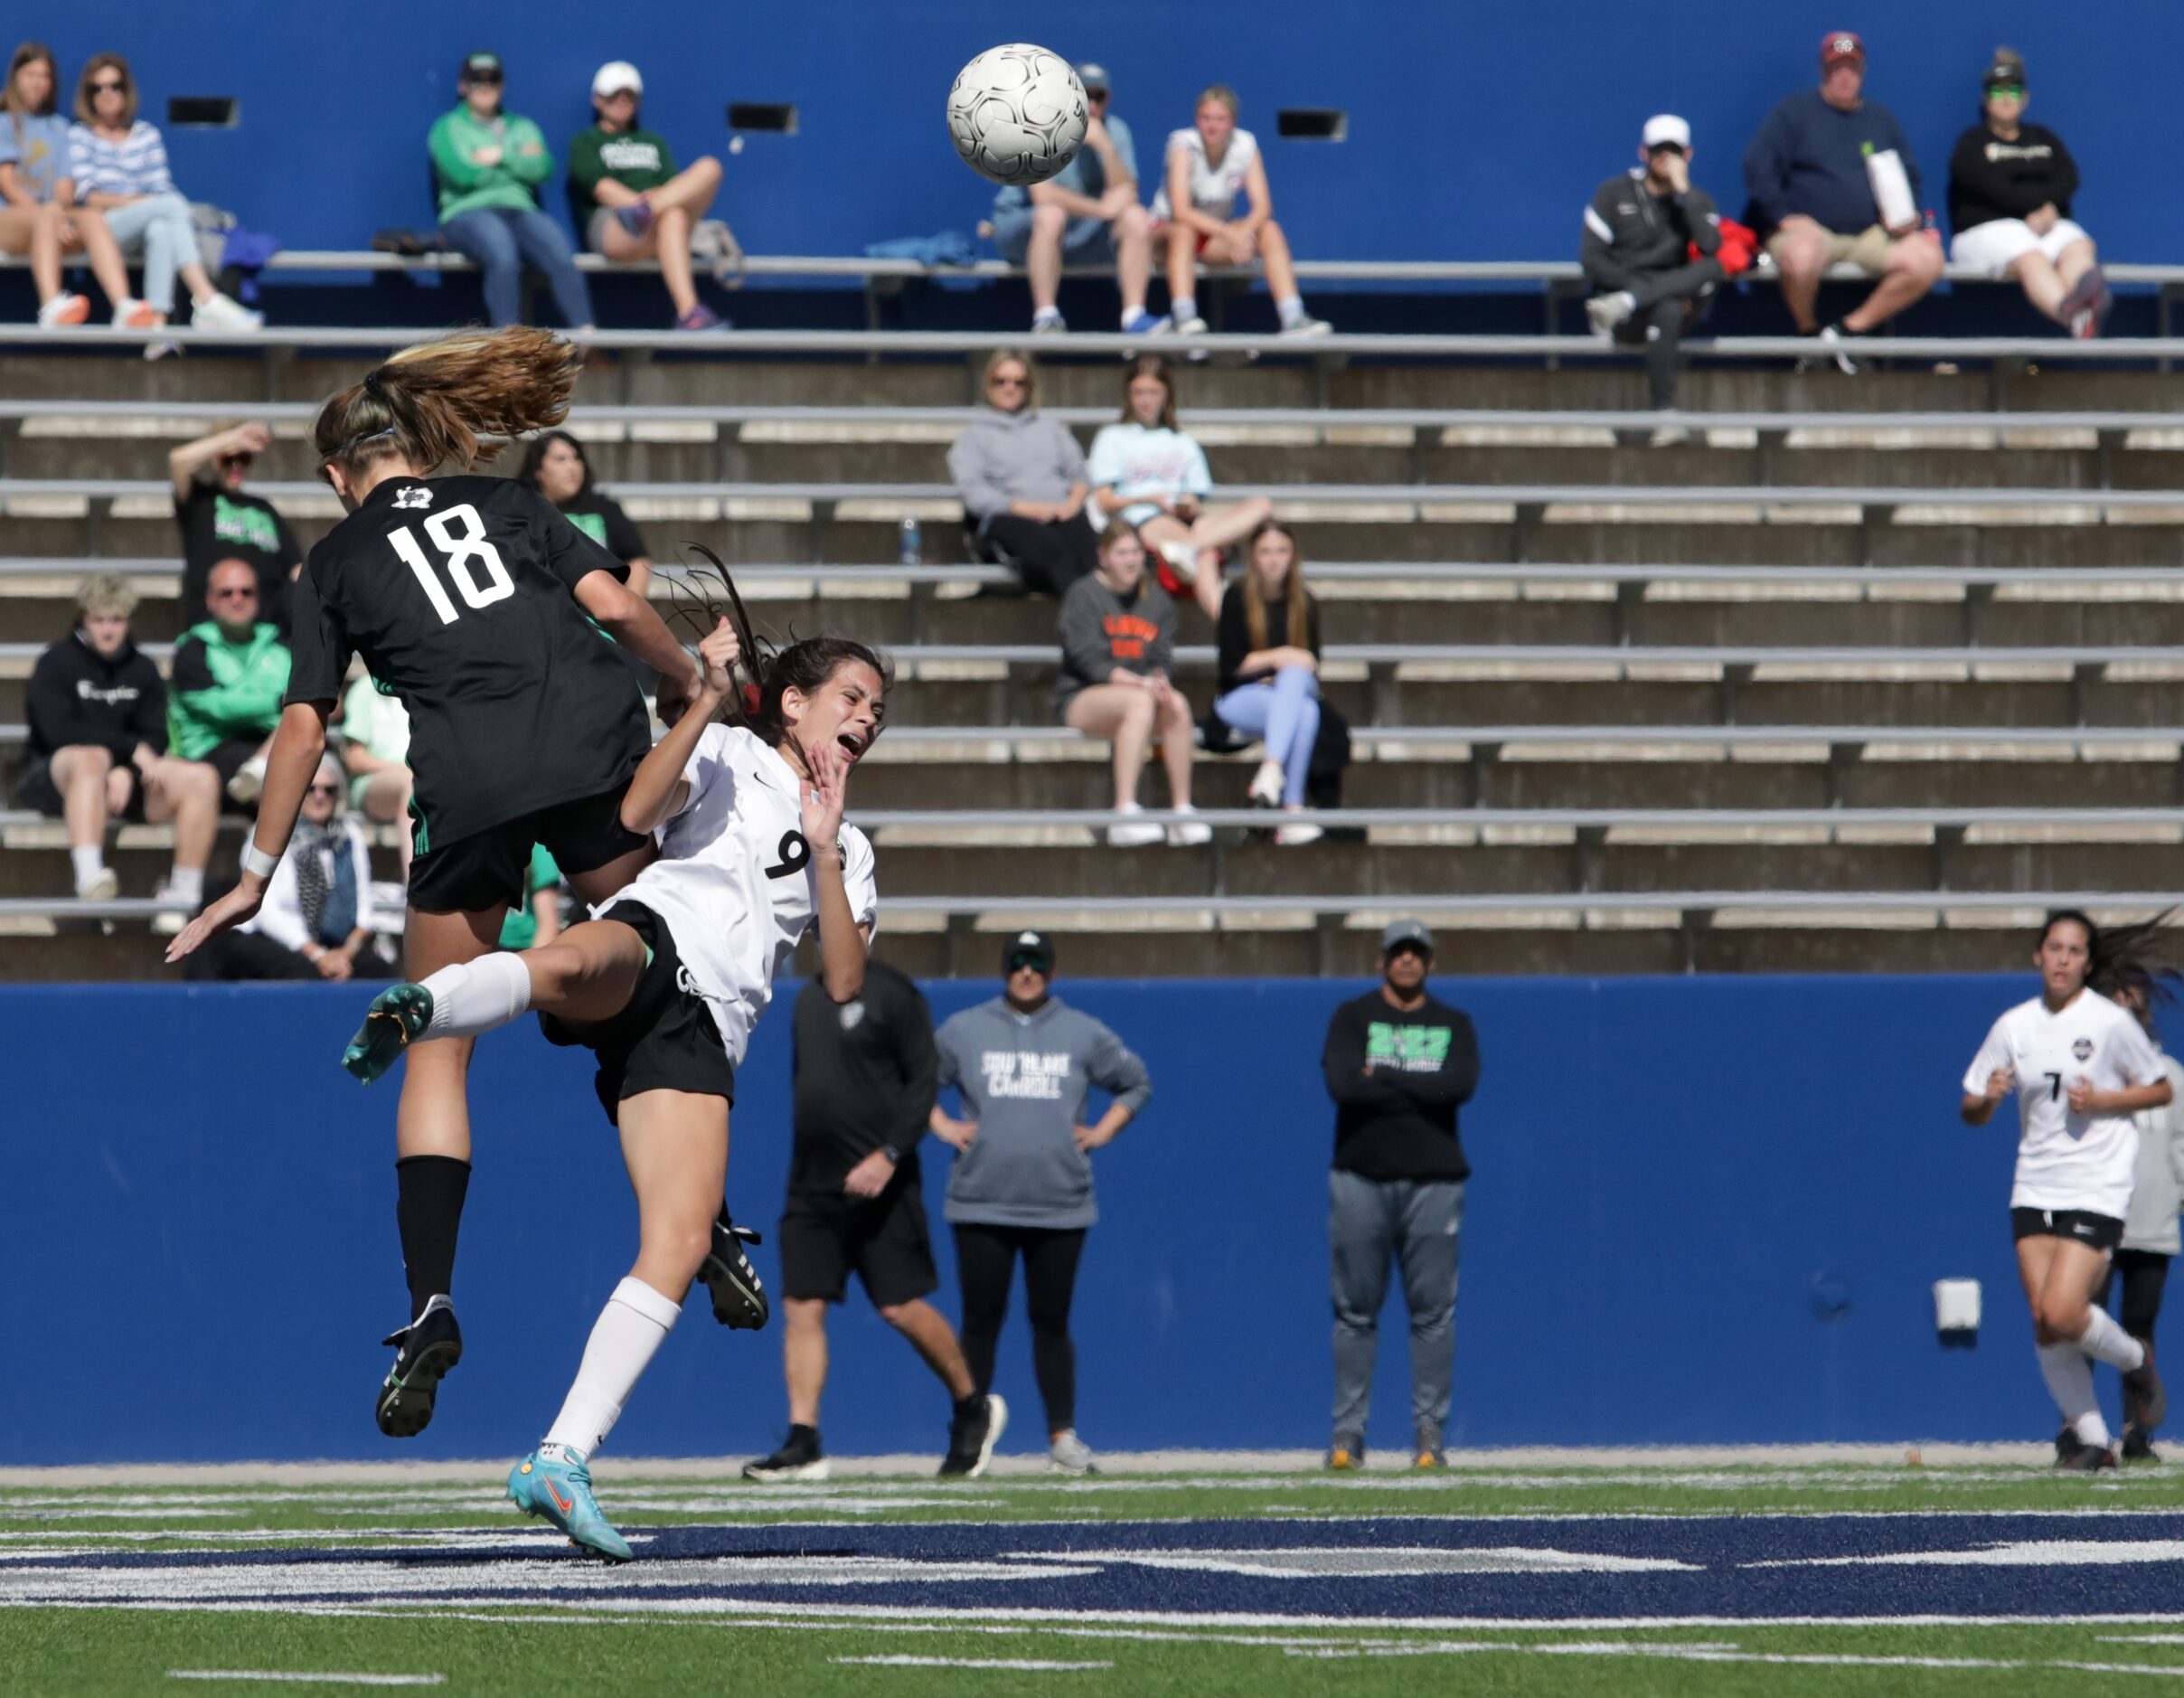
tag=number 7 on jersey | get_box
[389,503,515,626]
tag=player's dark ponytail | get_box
[2078,908,2184,1022]
[313,326,579,486]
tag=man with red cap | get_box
[1743,31,1942,373]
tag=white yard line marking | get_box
[830,1656,1110,1671]
[167,1674,445,1687]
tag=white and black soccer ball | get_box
[946,44,1087,187]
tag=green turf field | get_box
[6,1457,2184,1696]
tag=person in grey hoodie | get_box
[946,349,1097,597]
[930,929,1152,1473]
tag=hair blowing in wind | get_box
[313,327,580,483]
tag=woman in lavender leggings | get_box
[1212,520,1323,845]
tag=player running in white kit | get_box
[1962,910,2173,1468]
[344,616,885,1557]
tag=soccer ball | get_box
[946,44,1087,187]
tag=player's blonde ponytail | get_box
[313,326,579,485]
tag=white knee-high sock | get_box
[2037,1339,2108,1446]
[2077,1303,2148,1371]
[419,952,533,1040]
[541,1277,682,1458]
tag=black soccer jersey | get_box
[286,474,650,848]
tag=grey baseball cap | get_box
[1380,919,1436,956]
[1076,62,1110,91]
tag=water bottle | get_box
[898,514,923,567]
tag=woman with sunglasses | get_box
[184,754,391,984]
[67,53,260,344]
[948,349,1097,598]
[1946,48,2104,335]
[166,326,702,1445]
[170,420,305,634]
[0,42,140,328]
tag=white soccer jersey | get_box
[1962,990,2166,1218]
[1151,126,1260,222]
[608,724,877,1064]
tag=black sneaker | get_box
[376,1295,461,1439]
[2057,1439,2118,1472]
[2126,1338,2167,1432]
[697,1207,768,1330]
[742,1424,829,1483]
[2055,1425,2085,1465]
[938,1393,1008,1478]
[2123,1422,2162,1463]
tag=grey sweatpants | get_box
[1328,1169,1464,1448]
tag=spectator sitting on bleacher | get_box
[1215,521,1324,846]
[337,670,413,875]
[497,844,563,952]
[1581,115,1723,438]
[991,62,1164,338]
[948,349,1097,599]
[568,60,729,332]
[1088,355,1271,622]
[429,52,594,333]
[184,754,389,983]
[171,421,303,634]
[67,53,261,342]
[1,42,141,329]
[518,429,653,598]
[168,559,290,809]
[1153,84,1326,340]
[1743,31,1942,375]
[1054,523,1210,848]
[20,574,215,913]
[1948,48,2105,338]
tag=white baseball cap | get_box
[592,61,643,99]
[1641,113,1691,152]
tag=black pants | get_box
[1587,259,1720,410]
[2098,1248,2171,1344]
[182,930,321,981]
[953,1222,1087,1434]
[978,511,1099,599]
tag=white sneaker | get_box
[37,291,90,327]
[76,867,119,902]
[1031,312,1067,335]
[1279,314,1332,336]
[150,878,199,936]
[1172,315,1210,335]
[1586,290,1636,335]
[1647,424,1693,448]
[1168,804,1212,847]
[112,297,158,329]
[1156,538,1200,586]
[1247,760,1284,807]
[1275,820,1324,846]
[191,291,264,331]
[1049,1429,1097,1475]
[227,754,268,805]
[1106,803,1164,848]
[142,339,182,363]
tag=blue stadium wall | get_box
[0,974,2136,1463]
[31,3,2184,263]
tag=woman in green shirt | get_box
[428,52,593,331]
[568,60,728,330]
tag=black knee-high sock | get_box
[394,1155,471,1323]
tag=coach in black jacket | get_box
[1580,113,1723,428]
[19,577,218,910]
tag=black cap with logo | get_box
[1002,929,1058,976]
[460,52,504,83]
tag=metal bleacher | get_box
[5,316,2184,976]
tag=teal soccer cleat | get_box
[508,1448,633,1562]
[342,983,435,1084]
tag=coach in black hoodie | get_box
[20,577,218,910]
[1946,48,2104,335]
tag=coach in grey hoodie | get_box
[929,929,1151,1471]
[946,351,1098,597]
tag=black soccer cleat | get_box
[376,1295,461,1439]
[742,1424,829,1483]
[697,1207,768,1330]
[2054,1426,2085,1466]
[2123,1422,2163,1463]
[2056,1439,2118,1472]
[938,1392,1007,1478]
[2126,1338,2167,1433]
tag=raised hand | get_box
[800,736,848,847]
[696,616,741,702]
[165,878,266,965]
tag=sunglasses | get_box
[211,586,259,601]
[1087,89,1109,101]
[1007,956,1050,974]
[1987,83,2026,98]
[306,783,342,797]
[989,373,1027,388]
[89,78,125,92]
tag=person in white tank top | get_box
[1152,84,1327,339]
[1961,910,2174,1467]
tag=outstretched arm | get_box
[164,700,331,962]
[571,569,701,696]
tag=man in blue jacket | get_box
[1744,31,1943,372]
